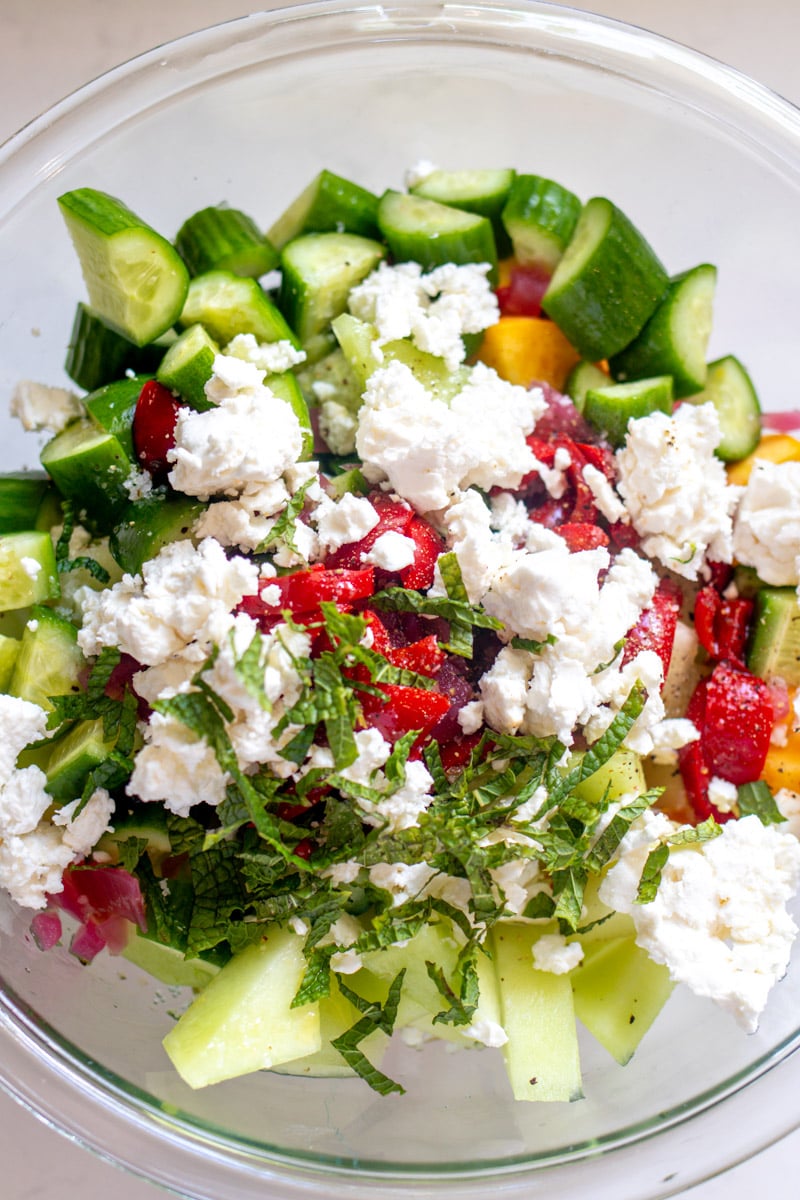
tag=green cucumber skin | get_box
[279,232,386,345]
[265,373,314,461]
[584,375,673,448]
[85,374,152,461]
[501,174,581,271]
[45,717,113,803]
[111,492,205,576]
[377,190,498,284]
[564,360,610,413]
[179,270,300,350]
[156,324,219,411]
[40,419,132,535]
[686,354,761,463]
[746,587,800,686]
[65,303,166,392]
[175,207,279,279]
[268,170,380,249]
[0,533,60,613]
[542,197,669,361]
[609,265,717,398]
[412,168,516,257]
[8,605,83,712]
[0,475,51,534]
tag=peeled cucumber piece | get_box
[274,972,389,1078]
[572,747,646,807]
[361,918,463,1028]
[122,932,221,991]
[571,934,674,1065]
[332,313,470,401]
[490,923,583,1102]
[163,926,321,1089]
[40,418,132,533]
[58,188,190,347]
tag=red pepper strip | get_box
[693,585,753,665]
[496,264,550,317]
[704,561,734,592]
[608,521,641,551]
[399,516,443,590]
[701,661,774,785]
[362,682,451,754]
[385,634,446,678]
[132,379,182,482]
[557,522,609,553]
[623,577,682,678]
[439,731,484,771]
[325,494,414,571]
[240,565,375,625]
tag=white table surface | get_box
[2,1,800,1196]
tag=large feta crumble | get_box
[732,458,800,589]
[11,380,84,434]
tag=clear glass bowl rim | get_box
[2,3,800,1197]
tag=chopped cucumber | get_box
[175,206,279,279]
[746,587,800,686]
[279,232,386,351]
[84,374,151,461]
[0,633,21,692]
[501,174,581,272]
[162,926,321,1089]
[542,197,668,360]
[65,302,168,392]
[179,269,299,348]
[40,418,132,533]
[110,492,205,576]
[264,372,314,461]
[96,806,173,872]
[156,323,219,411]
[332,312,470,400]
[377,190,498,283]
[0,474,51,534]
[274,973,389,1078]
[362,919,463,1028]
[122,932,221,991]
[410,167,515,256]
[45,716,117,802]
[572,748,646,806]
[686,354,761,462]
[7,606,84,711]
[58,188,189,347]
[490,923,583,1102]
[564,360,610,412]
[584,374,673,447]
[267,169,380,249]
[609,265,717,398]
[571,934,674,1065]
[0,531,60,612]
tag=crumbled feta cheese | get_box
[20,556,42,580]
[348,260,499,372]
[10,380,84,434]
[708,776,739,814]
[127,711,229,816]
[314,493,379,553]
[532,933,584,975]
[362,530,416,571]
[462,1018,508,1048]
[323,860,362,886]
[0,824,74,910]
[318,399,358,456]
[0,768,53,837]
[225,333,306,373]
[330,949,363,974]
[616,403,740,579]
[600,812,800,1032]
[457,700,485,736]
[483,543,610,643]
[479,647,534,735]
[194,478,291,552]
[647,717,701,764]
[732,459,800,587]
[582,463,626,523]
[0,695,48,787]
[55,788,115,856]
[77,537,259,667]
[123,467,154,501]
[168,354,304,499]
[368,861,437,905]
[776,789,800,839]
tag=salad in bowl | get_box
[1,159,800,1105]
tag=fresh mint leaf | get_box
[55,500,111,583]
[256,477,314,556]
[331,970,406,1095]
[737,780,786,826]
[636,842,670,904]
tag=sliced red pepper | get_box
[438,731,484,771]
[701,661,773,785]
[496,264,550,317]
[693,585,753,665]
[558,522,609,553]
[623,577,682,678]
[362,682,450,753]
[399,516,443,590]
[385,634,446,678]
[132,379,182,482]
[325,493,414,571]
[240,565,375,626]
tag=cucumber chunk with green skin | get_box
[58,188,190,347]
[584,374,673,448]
[490,923,583,1102]
[0,474,51,534]
[96,807,173,872]
[0,532,60,612]
[377,190,498,284]
[0,633,20,692]
[110,492,205,576]
[265,372,314,461]
[685,355,761,462]
[411,168,515,256]
[8,606,83,712]
[609,265,717,398]
[332,312,470,400]
[542,197,669,360]
[571,934,674,1065]
[156,324,219,411]
[501,174,582,273]
[564,360,609,413]
[85,374,152,461]
[175,206,279,279]
[40,418,132,534]
[279,232,386,350]
[122,932,221,991]
[267,169,380,249]
[65,302,169,392]
[45,716,117,802]
[179,269,299,349]
[746,587,800,686]
[162,926,321,1089]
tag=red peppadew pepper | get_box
[132,379,182,482]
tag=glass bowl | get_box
[2,3,800,1197]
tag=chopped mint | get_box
[737,780,786,826]
[332,970,406,1095]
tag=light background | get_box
[1,1,799,1196]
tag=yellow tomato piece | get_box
[478,314,581,390]
[726,433,800,486]
[762,688,800,794]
